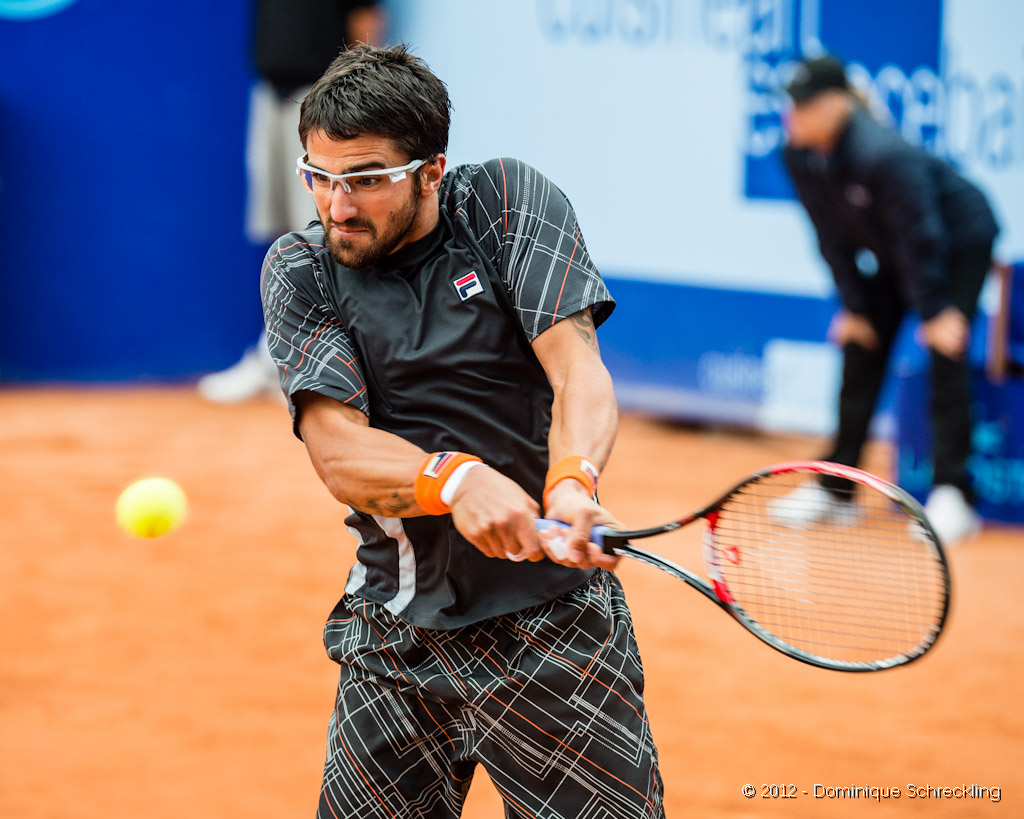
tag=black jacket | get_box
[254,0,379,92]
[783,107,999,319]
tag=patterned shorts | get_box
[317,569,665,819]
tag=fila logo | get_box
[422,451,458,478]
[453,271,484,301]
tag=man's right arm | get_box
[295,391,426,518]
[783,147,866,314]
[295,391,543,559]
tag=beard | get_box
[323,189,420,269]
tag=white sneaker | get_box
[924,485,981,547]
[769,481,859,529]
[197,345,280,403]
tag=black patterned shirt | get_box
[261,158,614,628]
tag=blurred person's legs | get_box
[199,81,313,403]
[197,329,280,404]
[772,274,903,528]
[821,271,905,484]
[245,81,316,242]
[925,242,993,545]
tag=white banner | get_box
[391,0,1022,292]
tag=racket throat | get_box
[702,514,736,605]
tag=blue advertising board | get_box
[0,0,264,381]
[896,368,1024,524]
[744,0,943,200]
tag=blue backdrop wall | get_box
[0,0,266,382]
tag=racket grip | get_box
[534,519,613,554]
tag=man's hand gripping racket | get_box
[539,461,951,672]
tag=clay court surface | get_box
[2,386,1020,817]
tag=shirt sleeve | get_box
[449,158,614,340]
[260,232,370,435]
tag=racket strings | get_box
[711,474,947,666]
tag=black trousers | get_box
[821,243,994,499]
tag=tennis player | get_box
[261,44,665,818]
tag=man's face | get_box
[785,97,827,150]
[303,130,427,268]
[784,91,848,152]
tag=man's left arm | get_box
[531,307,621,570]
[465,158,619,565]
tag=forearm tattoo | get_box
[349,492,413,516]
[569,310,598,349]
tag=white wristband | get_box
[440,460,484,506]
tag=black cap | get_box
[785,55,849,103]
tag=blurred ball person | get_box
[773,55,1000,547]
[198,0,386,403]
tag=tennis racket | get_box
[538,460,950,672]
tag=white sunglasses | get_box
[295,156,428,195]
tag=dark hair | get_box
[785,55,849,103]
[299,44,451,159]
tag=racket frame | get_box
[590,460,952,672]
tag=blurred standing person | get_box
[198,0,386,402]
[773,55,1000,547]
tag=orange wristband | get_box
[414,451,483,515]
[543,455,600,505]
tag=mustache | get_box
[327,217,373,232]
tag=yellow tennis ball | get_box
[116,477,188,538]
